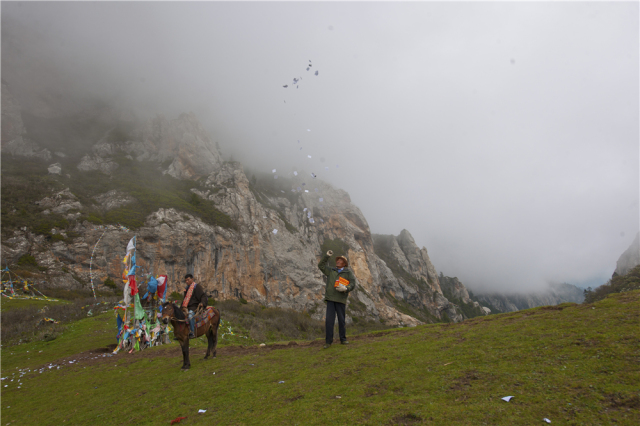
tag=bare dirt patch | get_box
[388,413,423,425]
[450,369,480,391]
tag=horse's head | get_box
[161,302,174,324]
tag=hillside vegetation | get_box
[0,155,236,237]
[2,290,638,425]
[584,264,640,304]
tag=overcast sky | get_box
[3,1,638,293]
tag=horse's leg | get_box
[181,337,190,370]
[204,324,214,359]
[212,316,220,358]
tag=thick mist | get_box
[2,2,638,293]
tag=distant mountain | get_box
[614,232,640,277]
[472,283,585,313]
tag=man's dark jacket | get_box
[318,253,357,304]
[183,283,208,311]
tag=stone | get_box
[48,163,62,175]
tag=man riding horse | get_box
[182,274,207,339]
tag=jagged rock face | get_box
[3,161,468,326]
[77,154,119,174]
[1,109,476,327]
[615,232,640,276]
[35,188,83,218]
[439,276,472,304]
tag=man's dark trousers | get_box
[326,301,346,344]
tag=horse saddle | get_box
[194,306,216,329]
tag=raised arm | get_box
[318,250,333,276]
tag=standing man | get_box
[318,250,357,348]
[182,274,208,338]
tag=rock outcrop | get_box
[1,108,479,326]
[614,232,640,277]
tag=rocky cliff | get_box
[614,232,640,277]
[2,82,484,326]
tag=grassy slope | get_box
[0,296,69,313]
[2,291,639,425]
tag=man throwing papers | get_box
[318,250,357,348]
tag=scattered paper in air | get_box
[311,173,317,178]
[305,190,309,193]
[293,171,298,176]
[308,155,312,158]
[307,129,311,132]
[501,396,514,402]
[303,208,307,212]
[272,229,278,235]
[272,169,276,173]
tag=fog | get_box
[2,2,638,293]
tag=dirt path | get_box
[25,329,407,374]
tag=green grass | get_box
[0,296,69,312]
[2,291,639,425]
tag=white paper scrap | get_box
[305,190,309,193]
[272,169,276,173]
[278,381,285,384]
[272,229,278,235]
[307,155,312,158]
[293,171,298,176]
[543,419,551,424]
[501,396,514,402]
[199,410,207,414]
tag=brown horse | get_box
[161,302,220,370]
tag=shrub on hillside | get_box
[583,265,640,304]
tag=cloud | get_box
[2,1,638,293]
